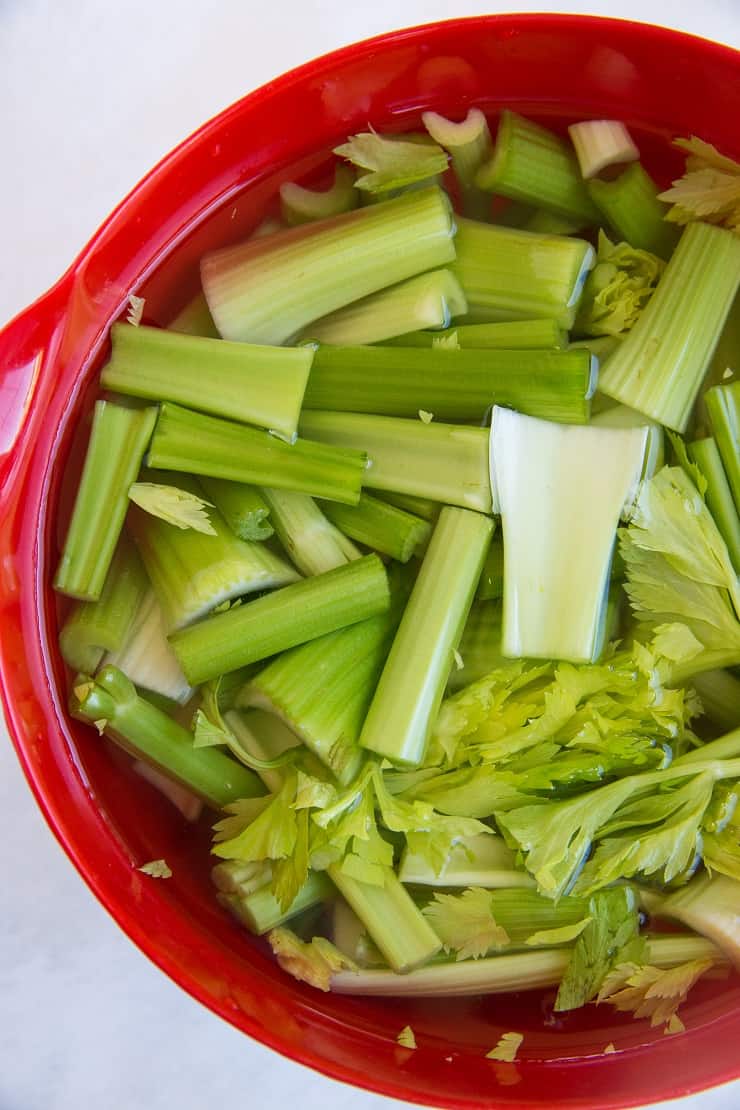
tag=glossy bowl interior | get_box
[1,14,740,1109]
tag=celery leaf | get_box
[138,858,172,878]
[554,887,644,1011]
[397,1025,417,1049]
[486,1032,523,1062]
[334,131,448,194]
[597,957,714,1027]
[658,137,740,233]
[268,927,357,991]
[423,888,511,960]
[128,482,216,535]
[575,231,664,338]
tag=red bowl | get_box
[1,14,739,1108]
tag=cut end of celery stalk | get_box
[280,163,358,227]
[568,120,639,180]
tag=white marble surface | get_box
[1,2,739,1108]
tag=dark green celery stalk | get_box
[374,491,441,523]
[170,554,390,686]
[380,318,567,350]
[260,487,360,576]
[587,162,678,260]
[304,344,594,425]
[71,665,263,808]
[360,508,493,766]
[54,401,157,601]
[299,411,492,514]
[147,402,366,506]
[198,477,273,541]
[168,291,219,337]
[447,600,503,692]
[476,538,504,601]
[691,670,740,732]
[101,324,313,440]
[217,871,331,934]
[705,382,740,514]
[320,492,431,562]
[688,437,740,572]
[59,536,149,673]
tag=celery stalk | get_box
[71,665,263,808]
[319,492,431,563]
[260,487,361,576]
[54,401,157,601]
[59,536,149,673]
[201,186,456,344]
[380,318,567,350]
[598,223,740,432]
[105,587,194,704]
[218,871,331,934]
[360,508,493,766]
[373,491,441,523]
[299,411,492,514]
[451,217,594,329]
[688,437,740,572]
[170,554,390,686]
[222,709,303,794]
[447,599,503,692]
[523,210,587,235]
[705,381,740,514]
[147,403,366,506]
[476,540,504,601]
[422,108,493,220]
[399,833,533,888]
[279,164,357,226]
[168,292,219,338]
[592,404,664,480]
[568,120,639,180]
[101,324,313,440]
[587,162,679,260]
[692,670,740,732]
[303,344,595,425]
[198,478,273,541]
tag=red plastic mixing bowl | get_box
[1,14,739,1108]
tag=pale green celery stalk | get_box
[640,873,740,969]
[328,863,442,973]
[523,210,587,235]
[128,473,297,631]
[381,318,567,350]
[170,554,390,685]
[329,935,722,996]
[299,411,492,514]
[71,665,263,808]
[260,487,361,576]
[54,402,157,601]
[300,269,467,346]
[132,760,203,821]
[399,832,533,888]
[148,403,366,506]
[692,670,740,732]
[360,508,493,766]
[60,535,148,673]
[212,859,273,898]
[598,223,740,433]
[319,492,431,563]
[592,404,664,480]
[303,344,595,425]
[422,108,493,220]
[476,111,600,223]
[688,437,740,572]
[101,323,313,440]
[105,587,193,704]
[570,336,622,363]
[705,382,740,513]
[167,291,219,338]
[218,872,331,934]
[374,491,441,523]
[198,478,273,541]
[672,726,740,766]
[332,899,385,966]
[201,186,456,344]
[238,611,395,783]
[587,162,679,260]
[476,539,504,601]
[426,889,589,946]
[223,708,303,793]
[568,120,639,180]
[490,407,647,662]
[280,164,357,226]
[447,600,503,692]
[451,217,594,329]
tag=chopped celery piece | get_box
[571,336,622,363]
[128,473,297,630]
[328,863,442,973]
[279,164,357,226]
[105,587,193,704]
[71,665,263,808]
[167,291,219,338]
[319,492,431,563]
[360,508,493,766]
[240,612,395,783]
[476,111,599,223]
[332,899,385,966]
[523,210,586,235]
[54,401,157,601]
[59,536,149,673]
[692,670,740,731]
[201,186,455,344]
[222,709,303,793]
[599,223,740,432]
[198,478,273,541]
[334,132,448,194]
[447,599,503,692]
[688,437,740,572]
[422,108,493,219]
[218,871,331,934]
[381,317,567,350]
[490,407,647,662]
[705,381,740,513]
[399,833,533,888]
[101,323,313,440]
[170,554,390,685]
[303,344,595,425]
[424,887,590,954]
[300,411,492,514]
[476,540,504,601]
[301,269,467,346]
[573,231,664,339]
[640,873,740,970]
[451,217,594,329]
[261,488,361,576]
[592,404,664,480]
[148,403,366,506]
[587,162,678,260]
[374,490,441,523]
[568,120,639,180]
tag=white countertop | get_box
[1,2,738,1108]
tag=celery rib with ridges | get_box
[170,553,390,686]
[319,492,431,563]
[105,588,193,705]
[399,833,533,888]
[147,403,366,506]
[451,218,594,329]
[705,381,740,514]
[201,186,456,345]
[304,345,595,425]
[279,164,357,226]
[54,401,157,601]
[100,324,313,440]
[422,108,493,220]
[198,478,273,541]
[218,871,332,934]
[688,437,740,572]
[380,318,567,350]
[360,508,493,766]
[260,488,360,576]
[71,666,263,808]
[598,223,740,432]
[299,411,492,514]
[587,162,678,260]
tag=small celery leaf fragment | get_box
[397,1025,417,1049]
[597,957,714,1028]
[268,927,357,991]
[129,482,216,535]
[334,131,448,194]
[138,859,172,878]
[127,294,145,326]
[575,231,664,338]
[486,1032,523,1062]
